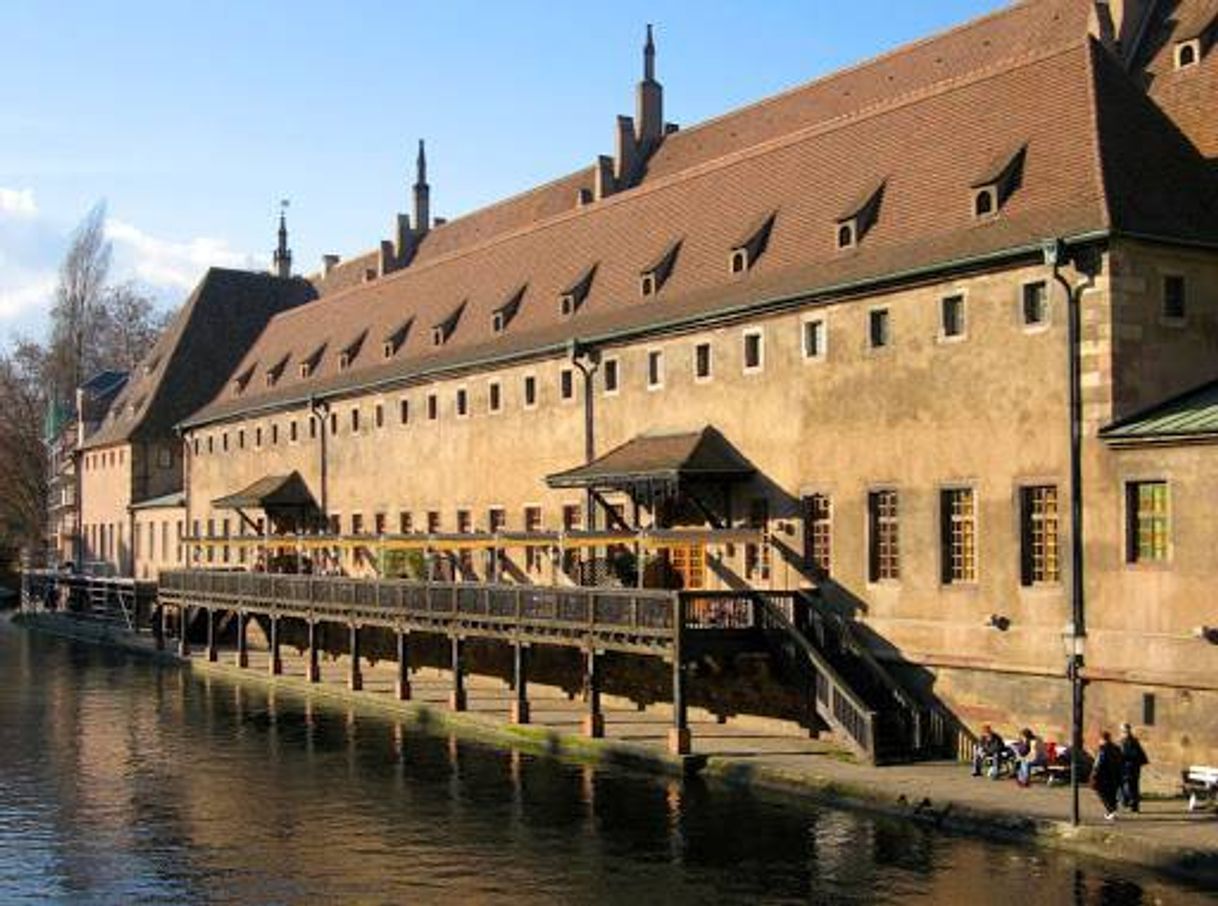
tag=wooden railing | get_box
[22,570,158,631]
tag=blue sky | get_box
[0,0,1003,343]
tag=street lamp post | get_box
[1043,238,1093,827]
[570,339,601,583]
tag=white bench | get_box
[1183,765,1218,811]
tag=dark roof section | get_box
[1100,377,1218,443]
[86,268,316,448]
[212,472,318,510]
[130,492,186,511]
[547,427,756,489]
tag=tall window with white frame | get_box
[647,350,664,389]
[940,487,977,584]
[694,342,712,381]
[868,308,890,349]
[1019,485,1060,585]
[941,294,965,338]
[742,329,764,373]
[603,359,619,395]
[1022,280,1048,327]
[803,493,831,579]
[867,490,900,582]
[1126,480,1168,563]
[802,317,826,360]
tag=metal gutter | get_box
[177,230,1111,432]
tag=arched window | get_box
[837,223,855,249]
[974,188,995,217]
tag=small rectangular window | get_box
[309,417,317,440]
[524,506,543,571]
[289,420,298,443]
[647,350,664,389]
[694,342,712,381]
[427,511,441,534]
[743,329,764,372]
[399,511,413,534]
[271,424,280,445]
[940,488,977,584]
[869,309,890,349]
[803,318,826,360]
[603,358,619,394]
[351,513,364,535]
[255,427,263,448]
[350,409,360,432]
[1022,281,1048,327]
[427,393,438,421]
[1019,485,1060,586]
[803,494,831,579]
[489,380,502,412]
[745,498,770,581]
[374,513,386,536]
[523,375,537,408]
[868,490,900,582]
[559,368,575,401]
[1126,481,1168,563]
[941,294,965,338]
[375,403,384,428]
[456,388,469,417]
[329,412,338,435]
[400,399,410,425]
[1163,275,1186,320]
[222,432,229,452]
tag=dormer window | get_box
[1176,38,1201,69]
[729,214,776,275]
[233,364,256,395]
[640,241,682,297]
[432,301,467,347]
[264,355,289,388]
[835,182,884,251]
[383,318,413,358]
[299,343,326,379]
[492,285,526,333]
[971,145,1025,220]
[338,330,367,372]
[560,266,597,317]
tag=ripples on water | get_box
[0,622,1208,905]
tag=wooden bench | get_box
[1183,765,1218,812]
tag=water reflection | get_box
[0,623,1204,905]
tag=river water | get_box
[0,621,1210,905]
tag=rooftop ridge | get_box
[281,39,1090,320]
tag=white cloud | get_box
[0,274,56,320]
[0,187,38,218]
[106,218,264,291]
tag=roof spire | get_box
[273,199,292,279]
[416,139,427,187]
[413,140,431,236]
[644,23,655,82]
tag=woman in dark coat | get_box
[1119,722,1149,812]
[1091,730,1124,820]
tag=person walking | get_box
[1091,730,1124,820]
[1119,723,1149,813]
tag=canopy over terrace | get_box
[212,471,320,533]
[546,426,757,529]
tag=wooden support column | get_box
[669,596,691,755]
[235,611,248,668]
[583,648,604,739]
[206,607,217,662]
[395,630,412,700]
[306,620,320,683]
[177,605,191,657]
[348,624,363,691]
[268,614,282,676]
[510,642,530,724]
[449,635,467,711]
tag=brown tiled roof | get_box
[213,472,317,510]
[186,15,1218,429]
[86,269,316,448]
[547,427,756,488]
[1140,0,1218,158]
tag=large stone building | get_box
[77,0,1218,778]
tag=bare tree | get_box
[48,202,111,403]
[92,282,171,373]
[0,341,50,557]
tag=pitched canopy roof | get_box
[1100,379,1218,444]
[547,427,756,490]
[212,472,318,511]
[184,3,1218,430]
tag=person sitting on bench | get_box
[971,725,1009,778]
[1015,728,1048,786]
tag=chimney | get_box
[413,139,430,239]
[394,213,413,261]
[636,24,663,149]
[615,115,639,184]
[322,254,340,276]
[594,155,617,201]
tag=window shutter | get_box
[1018,488,1034,587]
[867,492,880,582]
[940,490,954,585]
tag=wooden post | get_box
[583,648,604,739]
[154,604,165,650]
[395,630,412,700]
[306,620,320,683]
[177,605,191,657]
[268,614,282,676]
[669,596,691,755]
[510,642,530,724]
[348,624,363,691]
[449,635,466,711]
[235,611,248,668]
[206,607,217,662]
